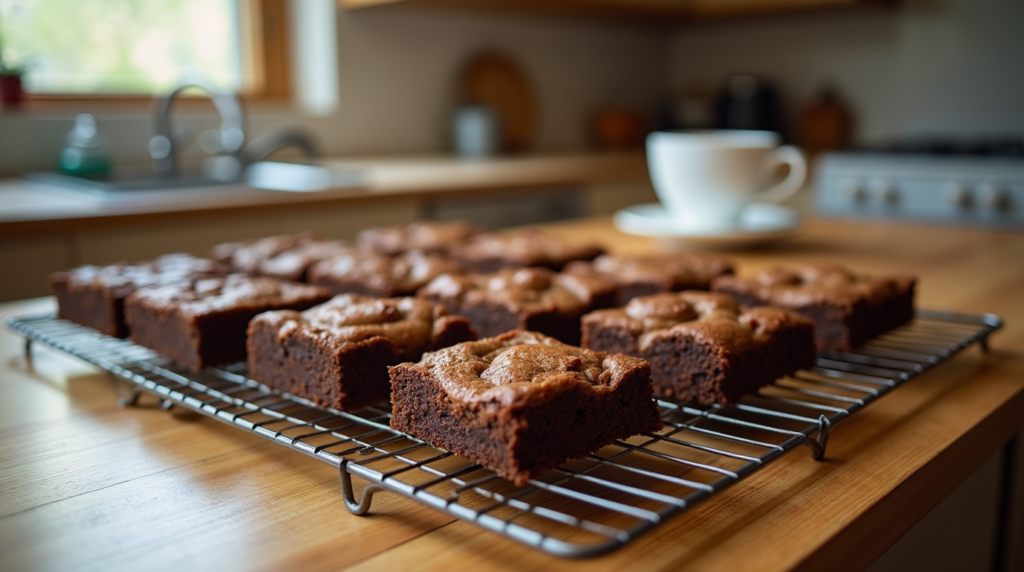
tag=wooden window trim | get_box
[22,0,291,109]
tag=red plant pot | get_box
[0,75,25,108]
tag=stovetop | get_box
[814,138,1024,229]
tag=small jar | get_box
[59,113,112,177]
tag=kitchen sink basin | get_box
[22,162,365,195]
[22,171,240,194]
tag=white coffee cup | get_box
[646,130,807,232]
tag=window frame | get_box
[19,0,291,107]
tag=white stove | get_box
[814,148,1024,229]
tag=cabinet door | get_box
[0,236,71,302]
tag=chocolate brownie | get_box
[390,330,663,486]
[49,254,224,338]
[445,229,605,273]
[124,275,332,371]
[417,267,616,345]
[711,265,916,352]
[247,294,476,411]
[581,291,816,406]
[307,248,464,297]
[210,233,348,282]
[356,220,483,255]
[564,252,735,306]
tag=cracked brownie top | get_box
[255,293,471,354]
[128,274,331,315]
[418,267,615,315]
[712,265,916,307]
[584,291,814,353]
[407,330,647,406]
[356,220,483,255]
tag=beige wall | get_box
[329,6,671,155]
[0,6,671,176]
[3,1,1021,175]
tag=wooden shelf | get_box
[339,0,894,23]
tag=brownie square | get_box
[417,267,616,346]
[307,248,464,297]
[711,265,916,352]
[247,293,476,411]
[210,233,348,282]
[356,220,483,255]
[445,229,604,273]
[49,254,225,338]
[390,330,663,486]
[581,291,817,406]
[124,275,332,371]
[564,252,735,306]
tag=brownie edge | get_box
[247,294,477,411]
[50,253,224,338]
[711,265,916,352]
[125,275,332,371]
[582,291,817,406]
[389,330,663,486]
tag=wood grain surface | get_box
[1,216,1022,572]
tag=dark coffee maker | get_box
[714,74,781,133]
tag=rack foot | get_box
[22,337,35,369]
[118,386,143,408]
[339,459,386,515]
[806,415,832,461]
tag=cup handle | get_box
[755,145,807,203]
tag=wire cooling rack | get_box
[5,310,1002,557]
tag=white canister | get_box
[454,105,500,158]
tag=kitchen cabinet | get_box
[339,0,894,22]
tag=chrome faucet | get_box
[148,79,246,180]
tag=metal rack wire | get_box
[6,309,1002,558]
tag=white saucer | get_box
[613,202,802,249]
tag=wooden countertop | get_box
[0,153,646,238]
[1,216,1022,572]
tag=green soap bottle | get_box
[59,113,111,177]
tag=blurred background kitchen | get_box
[3,0,1023,167]
[2,0,1022,274]
[0,2,1022,569]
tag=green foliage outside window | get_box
[0,0,240,92]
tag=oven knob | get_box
[945,181,974,210]
[842,178,867,204]
[979,181,1013,213]
[870,178,899,205]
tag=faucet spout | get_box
[149,79,246,180]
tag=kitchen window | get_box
[0,0,289,101]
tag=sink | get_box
[22,171,239,194]
[29,79,359,196]
[23,162,365,195]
